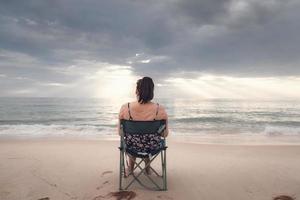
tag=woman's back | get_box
[119,101,168,121]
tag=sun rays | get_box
[164,75,300,100]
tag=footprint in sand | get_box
[96,180,110,190]
[92,195,105,200]
[157,195,173,200]
[273,195,295,200]
[96,171,113,191]
[101,171,113,177]
[38,197,50,200]
[93,191,136,200]
[0,191,10,198]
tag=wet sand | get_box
[0,138,299,200]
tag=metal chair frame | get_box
[119,119,167,191]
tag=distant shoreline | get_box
[1,134,300,145]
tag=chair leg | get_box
[119,150,126,190]
[148,165,160,177]
[124,157,146,190]
[125,156,144,177]
[121,151,167,191]
[119,151,121,190]
[134,156,161,190]
[125,154,161,190]
[161,151,164,177]
[163,149,167,190]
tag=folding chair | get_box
[119,119,167,191]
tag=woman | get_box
[118,77,169,175]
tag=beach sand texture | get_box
[0,139,299,200]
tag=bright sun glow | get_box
[47,61,139,100]
[164,74,300,99]
[51,62,300,100]
[92,65,138,100]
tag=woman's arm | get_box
[162,118,169,137]
[117,104,126,136]
[159,105,169,137]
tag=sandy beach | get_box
[0,138,299,200]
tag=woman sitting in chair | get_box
[118,77,169,176]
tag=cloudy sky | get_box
[0,0,300,99]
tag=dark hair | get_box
[136,77,154,104]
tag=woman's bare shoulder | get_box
[120,101,136,108]
[119,103,127,111]
[157,103,166,110]
[157,104,168,118]
[119,103,129,119]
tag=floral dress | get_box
[124,103,164,155]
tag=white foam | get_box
[1,124,300,139]
[170,126,300,136]
[0,124,115,137]
[262,125,300,136]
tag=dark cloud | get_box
[172,0,231,25]
[1,0,300,95]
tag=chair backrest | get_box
[120,119,166,135]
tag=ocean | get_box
[0,97,300,138]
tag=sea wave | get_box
[1,124,300,137]
[0,117,103,125]
[172,116,232,123]
[262,125,300,136]
[0,124,116,137]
